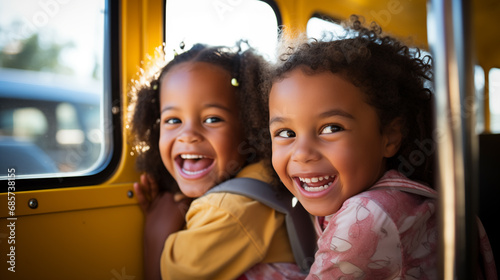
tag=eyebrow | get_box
[161,105,176,114]
[161,103,233,114]
[319,109,355,120]
[269,116,286,126]
[269,109,355,126]
[204,103,233,113]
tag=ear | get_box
[382,117,404,158]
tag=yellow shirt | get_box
[160,162,295,280]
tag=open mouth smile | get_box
[175,154,215,179]
[295,175,336,193]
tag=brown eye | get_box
[277,129,296,138]
[205,116,222,124]
[321,124,343,134]
[165,118,181,124]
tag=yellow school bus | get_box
[0,0,498,279]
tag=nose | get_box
[177,122,202,143]
[291,136,321,163]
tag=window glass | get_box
[0,0,108,177]
[13,108,48,138]
[307,16,346,40]
[489,68,500,133]
[475,65,485,134]
[165,0,279,61]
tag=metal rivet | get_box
[127,190,134,198]
[28,198,38,209]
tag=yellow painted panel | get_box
[0,205,143,280]
[276,0,428,47]
[0,184,137,218]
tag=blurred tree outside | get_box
[0,22,75,74]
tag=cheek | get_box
[222,123,245,155]
[158,133,173,166]
[350,132,385,164]
[271,147,287,175]
[324,141,361,171]
[158,131,168,152]
[213,132,246,172]
[218,133,240,156]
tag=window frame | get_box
[0,0,122,192]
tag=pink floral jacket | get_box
[307,170,497,280]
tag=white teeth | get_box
[303,182,333,192]
[180,154,206,159]
[299,176,331,183]
[297,175,335,192]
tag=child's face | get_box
[159,62,246,198]
[269,68,398,216]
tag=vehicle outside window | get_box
[0,0,113,181]
[0,69,102,176]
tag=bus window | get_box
[489,68,500,133]
[0,0,118,184]
[165,0,280,61]
[475,65,485,134]
[306,16,345,40]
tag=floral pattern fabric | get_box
[308,170,497,280]
[308,170,439,279]
[239,263,306,280]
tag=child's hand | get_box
[134,173,191,234]
[133,173,191,280]
[134,173,160,213]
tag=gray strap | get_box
[372,185,438,199]
[397,187,438,199]
[206,178,316,273]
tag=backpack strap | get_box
[206,177,316,273]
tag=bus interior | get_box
[0,0,499,279]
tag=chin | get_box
[179,184,211,198]
[302,203,336,217]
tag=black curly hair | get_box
[130,42,272,193]
[267,15,435,186]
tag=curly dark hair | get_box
[267,15,435,186]
[130,42,272,193]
